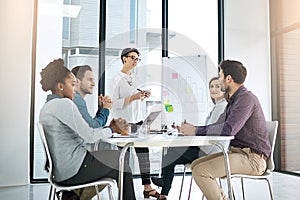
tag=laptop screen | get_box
[141,111,161,127]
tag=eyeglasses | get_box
[126,56,141,62]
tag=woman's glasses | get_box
[126,56,141,62]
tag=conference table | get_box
[107,134,234,200]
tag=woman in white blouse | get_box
[154,77,228,200]
[205,76,227,125]
[109,48,150,123]
[109,48,159,198]
[201,76,228,155]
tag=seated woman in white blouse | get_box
[153,77,228,200]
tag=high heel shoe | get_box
[143,189,160,198]
[157,195,167,200]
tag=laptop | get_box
[131,111,161,134]
[111,111,161,137]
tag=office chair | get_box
[178,163,193,200]
[220,120,278,200]
[180,121,278,200]
[37,123,116,200]
[179,163,222,200]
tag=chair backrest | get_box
[266,121,279,172]
[37,123,55,183]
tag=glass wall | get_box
[104,0,163,174]
[32,0,100,180]
[167,0,219,125]
[32,0,219,179]
[169,0,218,67]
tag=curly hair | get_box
[40,58,71,92]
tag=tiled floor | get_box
[0,172,299,200]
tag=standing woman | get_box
[39,58,136,200]
[109,48,160,198]
[109,48,150,122]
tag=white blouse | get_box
[109,71,144,123]
[201,98,228,155]
[205,98,227,125]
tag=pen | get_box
[183,119,187,124]
[137,88,143,92]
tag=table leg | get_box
[118,142,133,200]
[210,141,234,200]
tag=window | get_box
[32,0,99,180]
[31,0,220,180]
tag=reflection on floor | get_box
[0,172,299,200]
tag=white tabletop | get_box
[107,134,234,148]
[110,133,235,200]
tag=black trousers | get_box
[160,146,204,195]
[134,147,151,185]
[120,146,151,185]
[58,150,136,200]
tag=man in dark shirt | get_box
[181,60,271,200]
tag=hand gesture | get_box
[109,118,129,134]
[179,122,196,136]
[142,90,151,98]
[132,91,144,101]
[171,122,180,131]
[99,94,112,110]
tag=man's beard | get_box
[223,83,230,93]
[82,88,93,95]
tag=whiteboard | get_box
[162,55,208,125]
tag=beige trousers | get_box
[191,147,267,200]
[74,185,106,200]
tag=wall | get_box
[270,0,300,172]
[0,0,34,186]
[224,0,272,119]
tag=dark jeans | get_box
[58,150,136,200]
[134,147,151,185]
[121,147,151,185]
[160,146,205,195]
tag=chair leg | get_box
[55,189,62,200]
[187,176,193,200]
[266,179,274,200]
[178,166,187,200]
[48,185,53,200]
[107,184,115,200]
[218,178,222,188]
[52,187,57,200]
[95,185,101,200]
[241,177,245,200]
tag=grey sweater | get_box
[39,96,112,182]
